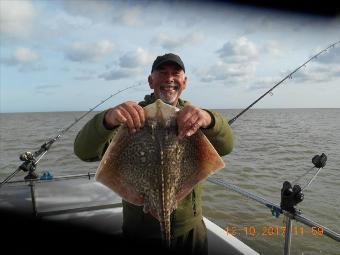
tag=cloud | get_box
[62,0,143,27]
[44,10,93,36]
[0,0,36,39]
[119,48,154,68]
[313,44,340,64]
[247,61,340,92]
[65,40,114,62]
[99,47,154,81]
[61,0,115,20]
[216,36,259,63]
[246,76,282,91]
[199,37,259,83]
[198,60,257,83]
[262,40,284,57]
[99,68,140,81]
[292,63,340,83]
[14,48,39,64]
[1,48,39,65]
[287,44,340,84]
[154,32,204,50]
[113,6,143,27]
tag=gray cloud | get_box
[65,40,114,62]
[247,43,340,88]
[198,61,257,83]
[0,47,45,72]
[1,57,17,66]
[61,0,115,21]
[154,32,204,50]
[1,48,39,66]
[313,45,340,64]
[246,76,283,91]
[112,6,143,27]
[99,47,154,81]
[0,0,36,39]
[199,37,259,83]
[42,11,93,39]
[292,63,340,83]
[261,40,284,57]
[99,68,140,81]
[119,48,154,68]
[334,69,340,77]
[61,0,144,27]
[216,36,259,63]
[247,62,340,92]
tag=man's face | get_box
[148,62,187,106]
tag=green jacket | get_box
[74,93,234,238]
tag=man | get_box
[74,53,233,254]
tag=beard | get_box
[159,83,179,105]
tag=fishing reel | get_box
[312,153,327,168]
[280,153,327,214]
[280,181,303,214]
[18,141,56,180]
[19,152,39,180]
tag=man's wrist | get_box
[103,110,118,130]
[202,109,215,129]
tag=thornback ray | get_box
[95,99,225,247]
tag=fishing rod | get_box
[228,40,340,125]
[0,82,143,188]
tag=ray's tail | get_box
[160,217,171,248]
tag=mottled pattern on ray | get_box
[95,99,225,246]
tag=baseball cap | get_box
[151,53,185,73]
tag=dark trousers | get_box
[123,219,208,255]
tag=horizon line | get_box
[1,107,339,114]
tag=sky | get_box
[1,0,340,113]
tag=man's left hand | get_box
[176,105,212,139]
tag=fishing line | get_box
[0,82,143,187]
[293,153,327,191]
[292,166,315,185]
[228,40,340,125]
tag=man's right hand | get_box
[104,101,145,133]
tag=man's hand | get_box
[104,101,145,133]
[177,105,212,139]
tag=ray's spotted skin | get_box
[95,99,225,246]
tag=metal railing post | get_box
[283,214,292,255]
